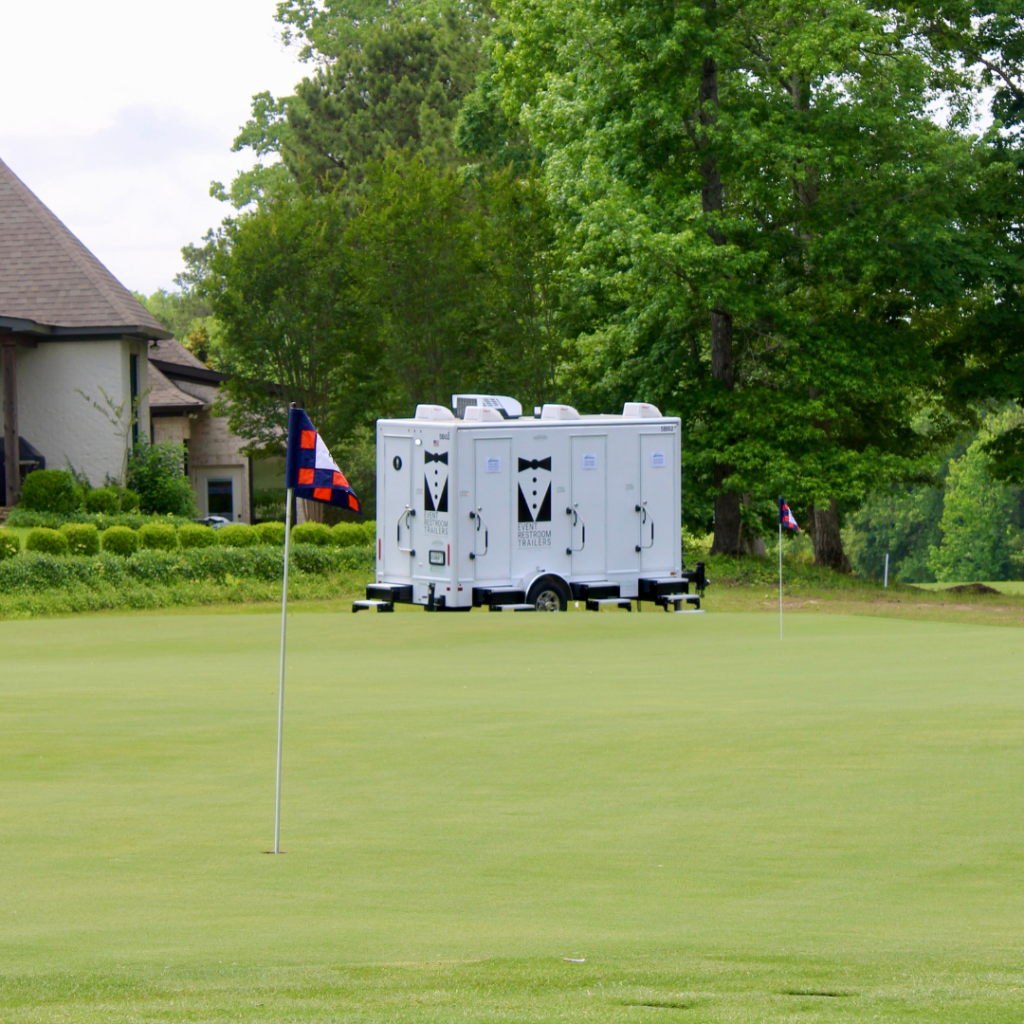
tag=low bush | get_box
[6,509,194,530]
[138,522,179,551]
[101,526,138,556]
[291,522,333,546]
[255,522,285,545]
[331,521,370,547]
[84,486,140,514]
[0,531,20,559]
[19,470,82,514]
[59,523,100,556]
[126,439,196,517]
[25,527,69,555]
[178,524,217,549]
[217,524,259,547]
[0,544,374,596]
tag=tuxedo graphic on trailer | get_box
[424,449,448,512]
[518,457,551,522]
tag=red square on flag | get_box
[332,471,349,489]
[348,493,359,511]
[298,468,314,485]
[300,430,316,449]
[312,487,332,501]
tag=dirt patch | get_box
[944,583,1001,595]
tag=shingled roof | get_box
[0,157,170,340]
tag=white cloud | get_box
[0,1,308,293]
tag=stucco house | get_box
[0,156,255,520]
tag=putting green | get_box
[1,609,1022,1021]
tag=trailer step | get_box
[585,597,632,612]
[487,603,536,612]
[638,577,690,601]
[367,583,412,604]
[352,599,394,613]
[473,587,526,608]
[657,593,701,611]
[571,582,621,601]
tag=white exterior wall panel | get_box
[2,338,147,486]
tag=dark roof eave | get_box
[150,405,207,417]
[0,315,172,341]
[148,357,228,385]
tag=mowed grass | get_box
[1,610,1023,1021]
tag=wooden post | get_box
[2,340,19,507]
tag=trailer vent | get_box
[463,405,504,422]
[415,404,456,421]
[540,403,581,420]
[622,402,662,418]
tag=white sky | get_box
[0,0,307,294]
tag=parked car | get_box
[196,515,232,529]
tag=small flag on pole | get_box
[285,407,361,513]
[273,407,360,855]
[779,498,800,533]
[778,497,800,640]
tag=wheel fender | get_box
[524,572,572,611]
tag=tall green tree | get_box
[491,0,974,564]
[183,192,377,457]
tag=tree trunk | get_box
[811,499,850,572]
[698,53,742,555]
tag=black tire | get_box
[527,575,570,612]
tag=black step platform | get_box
[571,581,621,601]
[472,587,527,608]
[366,583,413,604]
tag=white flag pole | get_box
[778,498,783,641]
[274,485,294,854]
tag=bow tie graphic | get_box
[425,451,448,464]
[518,457,551,472]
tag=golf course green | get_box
[1,608,1022,1021]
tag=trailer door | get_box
[639,434,674,572]
[472,437,512,580]
[382,435,414,578]
[570,435,606,577]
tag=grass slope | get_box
[2,610,1023,1021]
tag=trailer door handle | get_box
[397,505,416,555]
[472,507,488,558]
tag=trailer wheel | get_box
[527,576,570,612]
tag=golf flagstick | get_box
[778,504,783,641]
[274,485,293,854]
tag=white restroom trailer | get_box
[354,396,708,613]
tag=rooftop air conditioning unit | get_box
[451,394,523,419]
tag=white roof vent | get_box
[463,405,504,422]
[414,404,456,421]
[452,394,523,419]
[540,403,581,420]
[622,401,662,418]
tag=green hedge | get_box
[101,526,139,556]
[255,522,285,545]
[291,522,333,546]
[217,524,260,547]
[178,524,217,549]
[0,531,20,560]
[6,509,194,530]
[138,522,179,551]
[19,470,82,514]
[83,486,140,514]
[60,523,100,556]
[0,545,373,594]
[25,528,69,555]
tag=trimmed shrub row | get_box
[0,545,374,593]
[6,508,195,530]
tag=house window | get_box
[207,478,233,516]
[129,354,139,444]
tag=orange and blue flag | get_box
[285,407,361,513]
[779,498,800,532]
